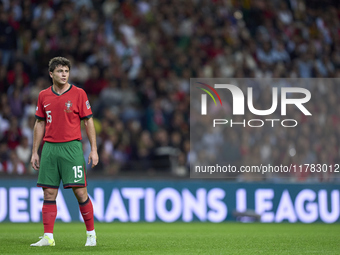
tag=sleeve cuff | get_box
[80,114,93,120]
[35,115,45,120]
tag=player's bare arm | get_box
[84,117,98,168]
[31,119,46,171]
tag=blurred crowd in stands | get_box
[0,0,339,181]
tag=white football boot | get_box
[30,235,55,246]
[85,233,97,246]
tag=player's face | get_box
[50,65,70,86]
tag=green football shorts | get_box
[37,140,87,189]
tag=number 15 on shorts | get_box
[73,166,83,178]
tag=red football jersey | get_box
[35,85,93,142]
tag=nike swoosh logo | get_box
[74,180,81,183]
[44,104,51,108]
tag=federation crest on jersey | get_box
[64,100,73,113]
[86,100,91,109]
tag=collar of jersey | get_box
[51,84,73,96]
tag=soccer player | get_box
[30,57,99,247]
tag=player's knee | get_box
[73,188,88,203]
[43,188,58,200]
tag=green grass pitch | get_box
[0,222,339,254]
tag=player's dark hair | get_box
[48,57,71,72]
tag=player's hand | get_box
[31,153,40,171]
[88,151,99,168]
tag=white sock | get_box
[87,230,96,236]
[44,233,53,239]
